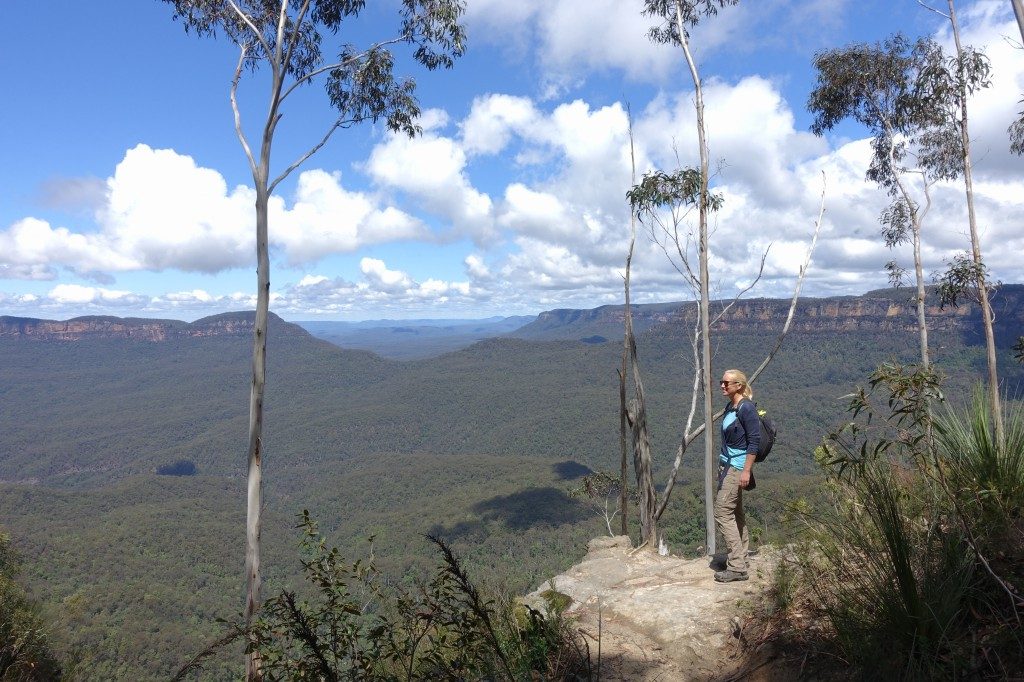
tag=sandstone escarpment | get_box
[0,311,308,342]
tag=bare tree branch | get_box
[270,119,344,192]
[748,172,827,386]
[917,0,951,19]
[710,250,768,326]
[232,44,258,176]
[655,172,826,521]
[280,0,313,80]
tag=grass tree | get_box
[160,1,464,677]
[809,35,939,373]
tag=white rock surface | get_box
[524,537,774,681]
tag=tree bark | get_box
[1012,0,1024,47]
[245,181,270,681]
[624,263,658,546]
[619,360,628,537]
[948,0,1004,442]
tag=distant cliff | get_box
[0,311,309,341]
[513,285,1024,341]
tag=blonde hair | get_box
[724,369,753,399]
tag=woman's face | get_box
[720,374,742,398]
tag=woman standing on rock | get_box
[714,369,760,583]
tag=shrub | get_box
[177,512,592,680]
[783,366,1024,679]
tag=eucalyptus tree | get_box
[808,35,938,372]
[626,168,824,550]
[160,0,465,676]
[625,0,827,553]
[917,0,1002,441]
[638,0,737,554]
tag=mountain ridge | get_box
[8,285,1023,344]
[0,311,309,342]
[512,285,1024,341]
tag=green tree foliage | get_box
[1010,102,1024,155]
[0,294,1021,677]
[0,534,63,681]
[808,34,944,371]
[178,512,591,681]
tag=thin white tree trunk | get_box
[245,182,269,682]
[675,0,716,555]
[1012,0,1024,46]
[948,0,1004,442]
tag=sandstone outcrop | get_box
[525,536,777,681]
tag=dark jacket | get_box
[720,398,761,469]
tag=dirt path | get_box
[524,537,776,681]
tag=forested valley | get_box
[1,287,1022,678]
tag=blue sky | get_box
[1,0,1022,321]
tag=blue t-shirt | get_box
[720,399,761,471]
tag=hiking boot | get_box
[714,569,749,583]
[709,555,727,571]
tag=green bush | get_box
[785,367,1024,679]
[177,512,592,680]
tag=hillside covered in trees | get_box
[1,286,1021,678]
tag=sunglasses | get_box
[719,380,740,386]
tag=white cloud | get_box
[464,254,491,279]
[298,274,329,287]
[461,95,539,156]
[360,257,414,290]
[49,284,134,304]
[5,1,1022,319]
[0,144,428,280]
[465,0,853,90]
[366,129,496,242]
[274,169,426,264]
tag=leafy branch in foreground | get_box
[176,511,591,681]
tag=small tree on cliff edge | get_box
[160,1,464,678]
[623,1,823,553]
[640,0,738,555]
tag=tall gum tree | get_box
[160,1,465,678]
[917,0,1002,441]
[626,2,823,554]
[808,35,940,375]
[640,0,738,555]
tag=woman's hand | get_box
[740,454,756,489]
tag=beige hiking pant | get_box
[714,467,749,573]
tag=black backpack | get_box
[743,400,776,462]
